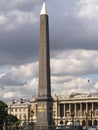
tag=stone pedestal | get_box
[34,97,54,130]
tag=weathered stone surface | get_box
[34,3,54,129]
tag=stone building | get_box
[8,93,98,126]
[8,98,34,126]
[53,93,98,126]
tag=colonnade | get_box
[60,102,96,117]
[53,101,98,125]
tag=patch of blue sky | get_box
[80,74,98,82]
[0,66,11,75]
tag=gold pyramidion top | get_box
[40,2,48,15]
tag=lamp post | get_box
[30,110,34,130]
[57,96,58,126]
[86,113,88,130]
[71,113,75,130]
[5,104,8,130]
[31,110,34,123]
[53,111,56,125]
[24,114,26,130]
[60,119,63,130]
[49,107,52,126]
[91,111,93,126]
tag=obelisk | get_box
[34,2,53,130]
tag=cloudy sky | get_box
[0,0,98,102]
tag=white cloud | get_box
[0,15,8,24]
[52,77,95,96]
[8,10,37,24]
[78,0,98,19]
[0,0,38,31]
[12,61,38,79]
[1,49,98,101]
[0,0,98,101]
[10,49,98,80]
[0,73,6,78]
[94,83,98,90]
[3,92,14,99]
[50,49,98,95]
[24,78,38,96]
[4,10,37,31]
[51,50,98,76]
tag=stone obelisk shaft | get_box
[34,3,53,129]
[38,3,51,98]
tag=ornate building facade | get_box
[8,98,33,125]
[8,93,98,126]
[53,94,98,126]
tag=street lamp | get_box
[5,104,8,130]
[30,110,34,130]
[57,96,59,126]
[31,110,34,123]
[49,107,52,125]
[53,111,56,125]
[91,111,93,126]
[24,114,26,129]
[71,113,75,130]
[49,106,53,130]
[60,119,63,130]
[85,113,88,130]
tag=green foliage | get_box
[0,100,19,128]
[7,114,20,128]
[0,100,7,124]
[7,114,18,124]
[0,100,7,125]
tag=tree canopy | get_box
[0,100,19,129]
[0,100,8,130]
[0,100,7,125]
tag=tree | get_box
[0,100,7,129]
[7,114,18,124]
[7,114,20,128]
[0,100,19,129]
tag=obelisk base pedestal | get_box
[34,122,49,130]
[34,97,55,130]
[34,122,55,130]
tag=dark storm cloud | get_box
[0,0,98,66]
[0,0,43,12]
[0,24,39,65]
[0,0,44,66]
[49,0,98,51]
[0,73,26,86]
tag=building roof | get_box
[9,98,31,107]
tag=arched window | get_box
[93,120,97,125]
[82,120,85,126]
[76,120,80,125]
[88,120,92,126]
[65,120,68,125]
[60,120,63,125]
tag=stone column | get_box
[75,104,77,117]
[80,103,82,116]
[56,100,59,126]
[92,103,94,116]
[64,104,65,117]
[69,104,71,116]
[86,103,88,113]
[58,104,60,117]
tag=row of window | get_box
[11,108,27,112]
[15,114,28,119]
